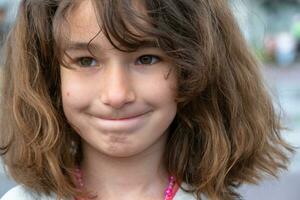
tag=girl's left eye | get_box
[136,55,160,65]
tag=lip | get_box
[102,113,147,120]
[92,111,151,131]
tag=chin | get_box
[102,147,143,158]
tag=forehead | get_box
[63,0,149,42]
[65,0,100,43]
[57,0,159,53]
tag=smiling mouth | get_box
[92,111,151,131]
[103,113,147,121]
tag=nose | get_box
[100,64,136,109]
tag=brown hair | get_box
[0,0,293,199]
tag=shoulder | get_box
[1,185,56,200]
[174,187,197,200]
[174,183,208,200]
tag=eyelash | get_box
[136,55,161,65]
[74,57,98,68]
[73,55,161,68]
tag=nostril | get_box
[100,89,136,108]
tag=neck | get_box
[80,135,169,200]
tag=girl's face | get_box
[60,0,177,158]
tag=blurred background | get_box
[0,0,299,199]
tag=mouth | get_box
[103,113,148,121]
[92,111,151,131]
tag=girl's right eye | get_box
[75,57,98,68]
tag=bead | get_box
[163,175,177,200]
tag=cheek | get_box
[61,79,93,111]
[137,73,177,102]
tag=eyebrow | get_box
[64,42,99,52]
[63,39,160,52]
[137,39,160,49]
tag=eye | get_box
[136,55,160,65]
[76,57,98,67]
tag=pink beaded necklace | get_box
[74,167,179,200]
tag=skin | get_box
[60,0,178,199]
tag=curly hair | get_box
[0,0,293,199]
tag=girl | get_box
[0,0,293,200]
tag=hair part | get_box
[0,0,293,199]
